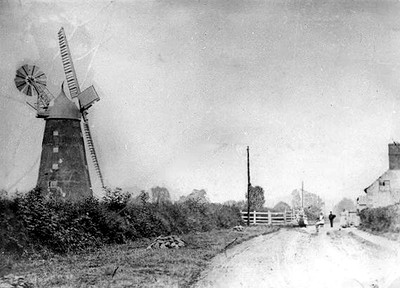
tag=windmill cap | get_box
[47,86,81,120]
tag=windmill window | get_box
[53,147,59,153]
[53,131,59,136]
[52,163,59,170]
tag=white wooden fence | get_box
[241,210,297,226]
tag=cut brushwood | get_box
[146,235,186,250]
[0,274,34,288]
[233,225,244,232]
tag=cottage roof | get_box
[47,87,81,120]
[364,169,400,193]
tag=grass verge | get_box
[4,225,279,287]
[357,226,400,241]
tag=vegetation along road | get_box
[194,226,400,288]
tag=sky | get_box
[1,0,400,207]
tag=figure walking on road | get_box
[328,211,336,227]
[315,212,324,233]
[298,214,306,228]
[340,209,348,228]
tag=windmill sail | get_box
[83,121,105,188]
[58,27,105,189]
[58,28,81,98]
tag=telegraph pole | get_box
[301,181,304,209]
[247,146,251,226]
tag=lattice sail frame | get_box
[57,27,105,189]
[58,28,81,98]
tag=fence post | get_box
[268,210,272,225]
[284,209,287,225]
[253,210,257,224]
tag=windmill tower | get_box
[14,28,105,201]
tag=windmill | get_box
[13,28,105,201]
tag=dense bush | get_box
[0,188,243,255]
[359,204,400,232]
[0,196,29,255]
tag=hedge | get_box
[0,188,244,255]
[359,204,400,233]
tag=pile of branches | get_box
[0,274,33,288]
[146,235,186,249]
[232,225,244,232]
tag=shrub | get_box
[103,187,131,212]
[0,196,29,255]
[359,204,400,232]
[211,204,244,228]
[0,188,243,256]
[304,205,322,222]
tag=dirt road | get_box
[194,226,400,288]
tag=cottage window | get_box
[379,180,390,191]
[53,147,59,153]
[53,131,59,136]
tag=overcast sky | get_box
[1,0,400,207]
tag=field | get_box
[6,226,279,287]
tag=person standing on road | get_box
[298,214,306,228]
[340,209,348,228]
[328,211,336,227]
[315,212,324,233]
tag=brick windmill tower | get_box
[14,28,105,201]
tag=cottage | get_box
[360,144,400,209]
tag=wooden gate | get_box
[241,210,296,225]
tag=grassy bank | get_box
[357,226,400,241]
[6,225,278,287]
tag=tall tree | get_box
[291,190,302,208]
[291,189,324,221]
[273,201,291,212]
[223,200,246,209]
[150,186,171,205]
[246,185,265,210]
[333,198,356,215]
[179,189,210,203]
[291,189,324,210]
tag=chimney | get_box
[389,143,400,170]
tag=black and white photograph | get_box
[1,0,400,287]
